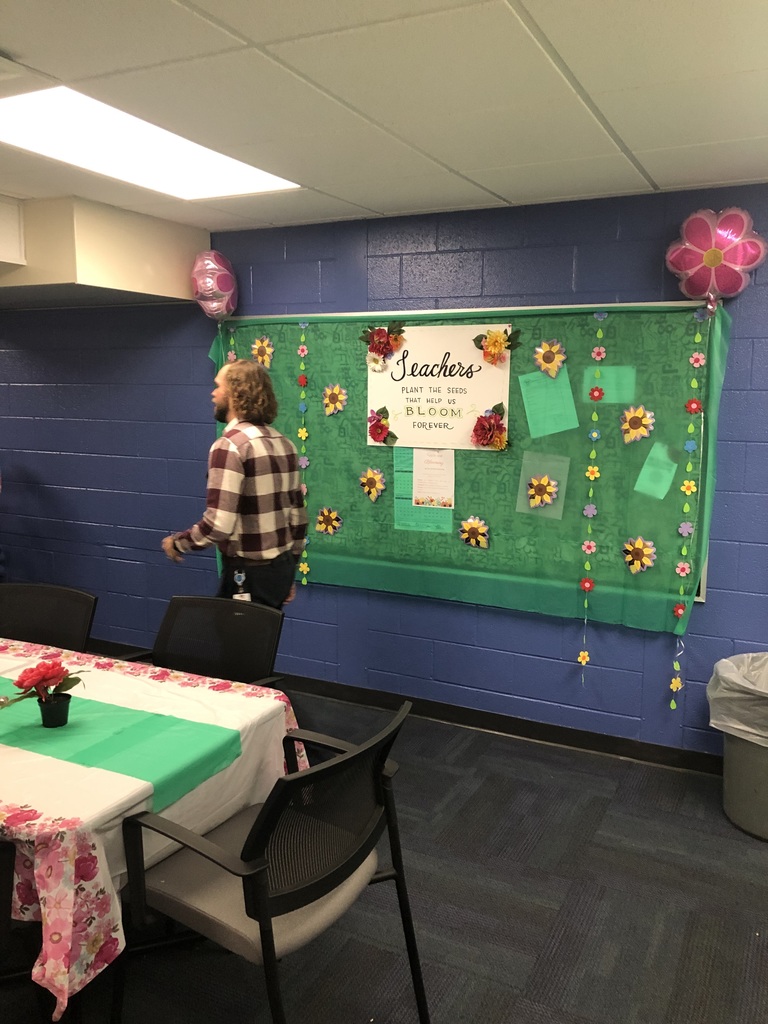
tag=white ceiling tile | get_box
[318,172,505,215]
[404,101,619,171]
[520,0,768,93]
[77,50,382,151]
[265,4,564,127]
[466,154,652,203]
[636,138,768,190]
[0,0,243,81]
[182,0,484,43]
[200,189,381,227]
[593,71,768,150]
[229,126,443,185]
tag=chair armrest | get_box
[383,758,400,779]
[284,729,356,755]
[122,812,264,878]
[120,649,154,663]
[251,674,284,688]
[283,729,357,773]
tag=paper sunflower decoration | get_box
[316,508,343,535]
[622,536,657,574]
[459,517,489,548]
[251,335,274,367]
[360,467,386,502]
[620,405,655,444]
[322,384,348,416]
[527,474,558,508]
[533,340,566,378]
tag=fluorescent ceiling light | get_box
[0,86,300,200]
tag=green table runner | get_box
[0,680,241,811]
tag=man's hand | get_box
[162,536,183,563]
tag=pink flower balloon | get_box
[191,250,238,321]
[665,208,767,299]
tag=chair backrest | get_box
[241,702,412,918]
[0,583,97,652]
[151,595,284,682]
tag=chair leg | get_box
[259,924,288,1024]
[381,778,431,1024]
[109,950,127,1024]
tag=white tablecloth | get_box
[0,638,302,1019]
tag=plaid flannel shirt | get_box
[174,420,307,561]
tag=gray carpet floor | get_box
[4,692,768,1024]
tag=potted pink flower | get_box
[0,658,84,727]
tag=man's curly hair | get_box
[224,359,278,424]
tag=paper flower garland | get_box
[316,508,343,535]
[471,404,507,449]
[622,536,657,574]
[527,475,558,508]
[360,321,405,369]
[620,405,655,444]
[360,468,386,502]
[368,407,398,446]
[296,323,310,585]
[322,384,348,416]
[251,335,274,367]
[533,340,566,378]
[459,517,489,548]
[577,310,609,676]
[473,325,521,366]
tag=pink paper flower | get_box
[689,352,706,368]
[297,345,308,357]
[666,208,768,299]
[591,346,606,361]
[582,540,596,554]
[676,561,692,577]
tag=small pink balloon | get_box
[191,250,238,321]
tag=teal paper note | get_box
[581,366,637,404]
[518,366,579,438]
[634,442,678,500]
[394,497,453,532]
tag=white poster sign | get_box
[366,323,512,450]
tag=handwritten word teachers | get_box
[390,349,482,382]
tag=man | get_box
[162,359,307,608]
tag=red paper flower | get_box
[580,577,595,592]
[673,603,686,618]
[685,398,703,414]
[297,374,307,386]
[471,412,507,450]
[369,420,390,443]
[665,208,768,299]
[589,387,604,402]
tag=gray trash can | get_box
[708,652,768,839]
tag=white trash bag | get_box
[708,653,768,748]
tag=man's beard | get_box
[214,400,230,423]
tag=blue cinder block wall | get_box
[1,184,767,753]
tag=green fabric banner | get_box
[0,684,241,812]
[211,304,730,635]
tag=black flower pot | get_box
[38,692,71,728]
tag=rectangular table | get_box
[0,637,303,1020]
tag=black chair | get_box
[127,595,284,684]
[122,702,430,1024]
[0,583,97,652]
